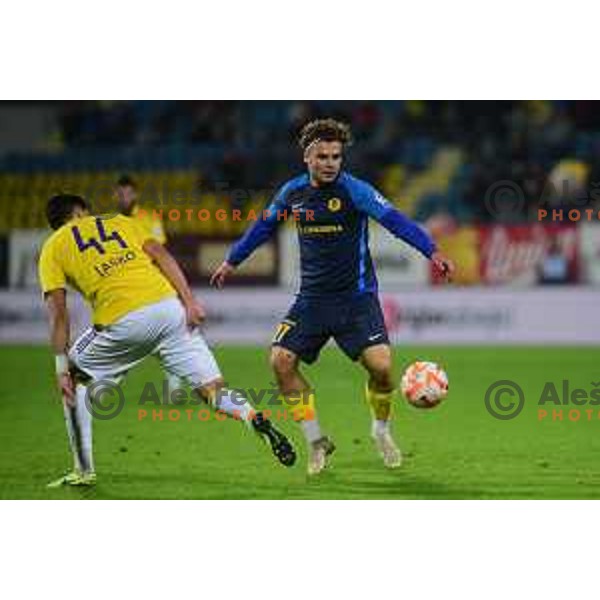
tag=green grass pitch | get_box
[1,345,600,499]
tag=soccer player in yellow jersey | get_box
[39,194,295,487]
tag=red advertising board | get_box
[478,224,579,285]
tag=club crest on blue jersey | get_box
[327,198,342,212]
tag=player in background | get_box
[211,119,454,475]
[115,175,183,399]
[39,194,295,487]
[115,174,166,244]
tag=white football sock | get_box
[301,418,323,444]
[372,419,390,437]
[167,374,186,403]
[214,388,253,422]
[63,404,83,473]
[74,384,94,473]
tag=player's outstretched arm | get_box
[44,289,75,404]
[209,219,275,288]
[211,181,293,288]
[377,209,455,281]
[143,240,206,327]
[351,177,455,282]
[381,211,455,281]
[211,213,280,289]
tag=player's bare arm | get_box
[143,239,206,327]
[44,288,75,405]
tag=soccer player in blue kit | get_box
[211,118,454,475]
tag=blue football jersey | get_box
[227,171,436,298]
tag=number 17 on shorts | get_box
[273,320,295,344]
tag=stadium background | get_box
[1,100,599,344]
[1,100,599,499]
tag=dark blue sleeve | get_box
[348,176,436,259]
[226,182,290,266]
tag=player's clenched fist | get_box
[210,261,235,289]
[184,298,206,328]
[431,251,455,282]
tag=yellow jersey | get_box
[38,214,176,326]
[132,206,166,245]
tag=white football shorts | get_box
[68,297,221,388]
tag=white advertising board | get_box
[1,288,599,345]
[9,229,49,289]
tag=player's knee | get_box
[367,362,394,391]
[270,348,299,381]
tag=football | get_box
[401,361,449,409]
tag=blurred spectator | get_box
[537,236,571,285]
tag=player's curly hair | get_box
[46,194,90,230]
[298,118,353,151]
